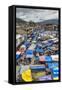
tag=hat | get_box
[20,45,26,49]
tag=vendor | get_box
[32,52,40,64]
[39,53,45,64]
[16,45,26,65]
[19,45,26,55]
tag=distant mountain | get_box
[16,18,58,25]
[16,18,26,24]
[38,19,58,25]
[16,18,36,26]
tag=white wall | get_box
[0,0,62,90]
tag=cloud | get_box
[16,8,58,22]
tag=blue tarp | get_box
[35,48,44,53]
[26,50,33,55]
[16,54,21,60]
[45,56,52,62]
[24,41,30,48]
[52,63,58,67]
[47,62,58,69]
[53,67,59,78]
[30,65,45,70]
[26,50,33,58]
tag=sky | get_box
[16,8,58,22]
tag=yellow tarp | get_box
[22,69,32,82]
[53,77,59,80]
